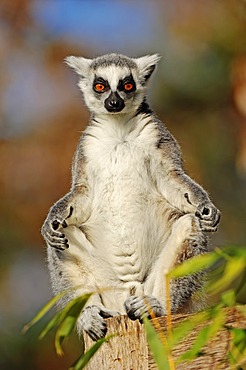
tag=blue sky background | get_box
[31,0,164,54]
[1,0,169,137]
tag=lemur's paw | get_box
[79,305,120,341]
[195,202,221,232]
[41,218,69,250]
[124,295,165,321]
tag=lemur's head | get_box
[65,53,161,115]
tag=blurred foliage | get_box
[0,0,246,369]
[146,246,246,369]
[25,246,246,369]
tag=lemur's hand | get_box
[195,201,220,232]
[41,206,73,250]
[41,217,69,250]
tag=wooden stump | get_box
[84,307,246,370]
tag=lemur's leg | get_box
[47,225,120,341]
[124,214,208,320]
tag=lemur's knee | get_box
[172,214,208,265]
[171,214,200,242]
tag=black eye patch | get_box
[93,76,110,93]
[118,74,136,93]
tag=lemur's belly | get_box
[82,145,175,285]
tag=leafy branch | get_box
[23,246,246,369]
[144,246,246,370]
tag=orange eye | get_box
[95,83,105,92]
[124,83,133,91]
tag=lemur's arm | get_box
[152,122,220,232]
[41,138,90,250]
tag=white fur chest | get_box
[84,116,154,175]
[81,115,167,284]
[83,115,157,213]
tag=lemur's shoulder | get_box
[140,109,183,167]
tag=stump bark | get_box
[84,307,246,370]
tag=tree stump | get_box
[84,307,246,370]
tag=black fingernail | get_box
[56,246,65,251]
[213,214,221,227]
[195,211,201,219]
[128,312,137,321]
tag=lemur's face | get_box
[84,64,144,115]
[91,66,137,114]
[65,53,161,116]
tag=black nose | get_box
[104,92,125,112]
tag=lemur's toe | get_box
[124,295,165,321]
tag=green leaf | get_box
[54,294,92,355]
[39,310,66,340]
[168,252,219,279]
[235,268,246,296]
[55,316,77,356]
[144,318,170,370]
[179,308,226,362]
[22,290,67,334]
[221,290,236,307]
[238,306,246,317]
[170,310,209,348]
[69,335,113,370]
[207,257,246,295]
[228,328,246,367]
[39,293,92,340]
[220,246,246,260]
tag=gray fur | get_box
[91,53,137,70]
[41,53,220,341]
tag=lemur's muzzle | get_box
[104,91,125,113]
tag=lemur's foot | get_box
[78,305,120,341]
[124,295,165,321]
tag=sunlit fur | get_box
[42,53,220,341]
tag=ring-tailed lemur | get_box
[41,53,220,341]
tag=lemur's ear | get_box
[64,56,92,78]
[134,54,161,84]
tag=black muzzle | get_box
[104,91,125,113]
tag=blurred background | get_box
[0,0,246,369]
